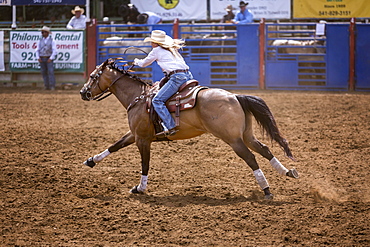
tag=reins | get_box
[91,47,149,101]
[92,74,123,101]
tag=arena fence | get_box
[1,20,369,91]
[93,20,369,91]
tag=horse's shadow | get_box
[129,190,291,207]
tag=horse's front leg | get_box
[129,138,152,194]
[83,131,135,168]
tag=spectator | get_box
[137,12,162,25]
[66,6,86,29]
[35,26,57,90]
[221,5,235,23]
[232,1,253,24]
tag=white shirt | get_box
[66,15,86,29]
[135,46,189,74]
[35,36,58,60]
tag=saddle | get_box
[147,79,208,132]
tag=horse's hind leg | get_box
[83,131,135,168]
[229,138,273,199]
[245,136,298,178]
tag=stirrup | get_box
[156,128,178,137]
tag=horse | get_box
[79,58,299,200]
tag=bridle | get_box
[84,48,149,101]
[84,58,130,101]
[85,67,124,101]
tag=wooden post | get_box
[349,18,355,91]
[86,19,97,79]
[173,18,179,39]
[259,18,266,89]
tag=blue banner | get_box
[12,0,85,5]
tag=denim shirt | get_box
[233,9,253,24]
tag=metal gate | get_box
[265,23,350,90]
[96,23,173,83]
[94,22,366,91]
[95,23,260,89]
[178,24,259,89]
[265,23,328,90]
[355,24,370,91]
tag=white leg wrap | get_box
[137,175,148,192]
[93,149,110,163]
[270,157,289,176]
[253,169,269,190]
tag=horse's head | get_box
[80,58,120,101]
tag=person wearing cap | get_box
[66,6,86,29]
[221,5,235,23]
[133,30,193,137]
[232,1,253,24]
[35,26,57,90]
[137,12,162,25]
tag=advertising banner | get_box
[10,30,84,72]
[12,0,85,5]
[293,0,370,18]
[210,0,291,20]
[0,31,4,71]
[0,0,11,6]
[131,0,207,21]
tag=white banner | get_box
[0,31,4,71]
[0,0,11,6]
[131,0,207,21]
[10,30,84,72]
[210,0,291,20]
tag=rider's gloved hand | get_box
[133,58,139,65]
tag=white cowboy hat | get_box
[143,30,174,47]
[72,6,84,14]
[40,26,51,33]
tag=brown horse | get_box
[80,58,298,200]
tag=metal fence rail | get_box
[265,23,329,90]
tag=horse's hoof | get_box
[83,157,96,168]
[264,193,274,200]
[129,185,144,194]
[287,168,299,178]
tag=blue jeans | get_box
[39,57,56,89]
[152,71,193,130]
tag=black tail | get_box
[236,95,294,160]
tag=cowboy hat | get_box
[137,13,148,24]
[225,5,235,11]
[40,26,51,33]
[143,30,174,47]
[72,6,84,14]
[239,1,249,7]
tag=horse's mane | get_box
[104,58,152,87]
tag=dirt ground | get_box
[0,86,369,246]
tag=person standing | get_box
[35,26,57,90]
[66,6,86,29]
[221,5,235,23]
[133,30,193,137]
[232,1,253,24]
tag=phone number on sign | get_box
[21,52,71,61]
[318,10,351,16]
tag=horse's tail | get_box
[236,95,294,160]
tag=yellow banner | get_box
[294,0,370,18]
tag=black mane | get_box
[105,58,152,87]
